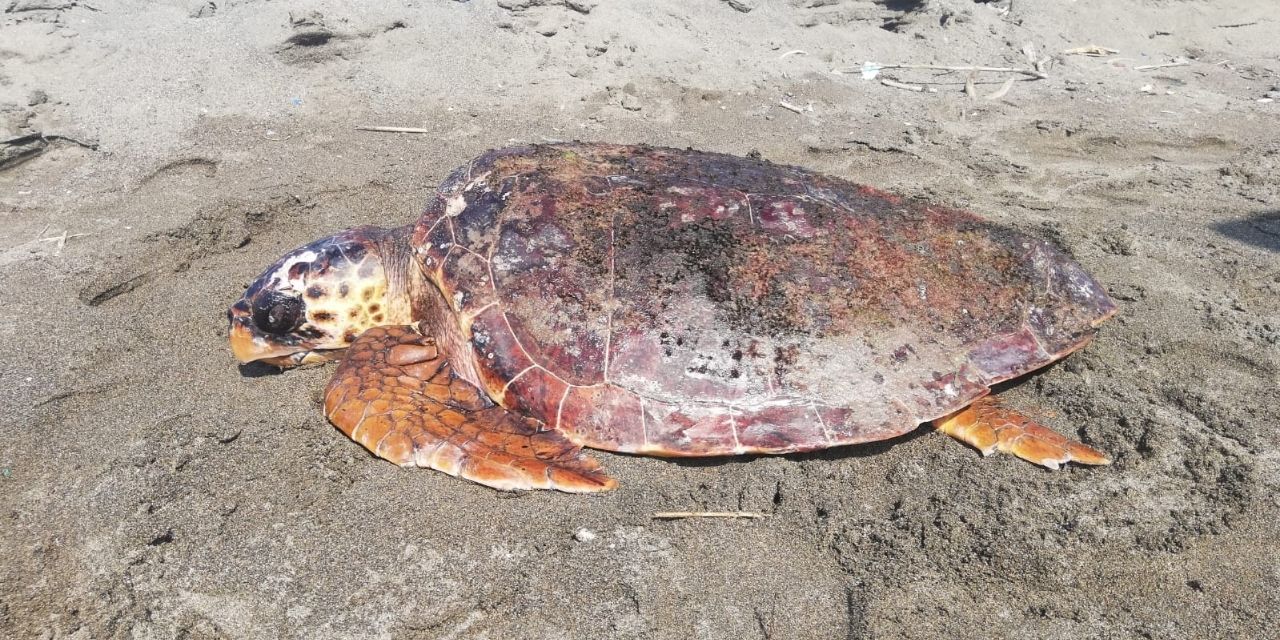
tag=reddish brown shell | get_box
[411,144,1116,456]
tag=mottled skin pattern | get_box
[412,144,1117,456]
[229,226,413,367]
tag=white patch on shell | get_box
[765,202,808,233]
[607,175,647,187]
[789,327,968,420]
[445,195,467,217]
[491,254,512,274]
[464,172,491,191]
[1029,305,1060,339]
[1066,268,1100,299]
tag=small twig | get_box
[778,50,807,60]
[48,134,99,150]
[840,63,1048,80]
[1062,45,1119,56]
[356,125,433,134]
[2,132,99,151]
[778,100,806,114]
[40,231,91,243]
[880,78,927,92]
[33,230,91,257]
[1135,59,1190,71]
[653,511,770,520]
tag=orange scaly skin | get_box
[933,396,1110,469]
[323,325,616,492]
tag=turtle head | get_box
[228,226,412,369]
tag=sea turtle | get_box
[228,143,1116,492]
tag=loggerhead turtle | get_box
[228,143,1117,492]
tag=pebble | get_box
[619,94,642,111]
[535,20,559,37]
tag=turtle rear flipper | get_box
[323,326,617,493]
[933,396,1110,469]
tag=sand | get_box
[2,0,1278,637]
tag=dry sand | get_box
[2,0,1278,638]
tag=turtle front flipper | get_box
[323,325,616,493]
[933,396,1110,470]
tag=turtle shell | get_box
[411,144,1116,456]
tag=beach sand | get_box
[1,1,1277,637]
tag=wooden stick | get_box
[39,231,91,244]
[2,132,99,150]
[356,125,433,134]
[653,511,770,520]
[778,101,806,114]
[1062,45,1119,56]
[841,63,1048,79]
[880,78,926,92]
[1135,59,1190,71]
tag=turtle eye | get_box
[252,293,303,335]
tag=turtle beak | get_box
[227,304,298,364]
[228,309,344,368]
[229,322,265,362]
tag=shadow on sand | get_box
[1213,210,1280,253]
[658,373,1052,470]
